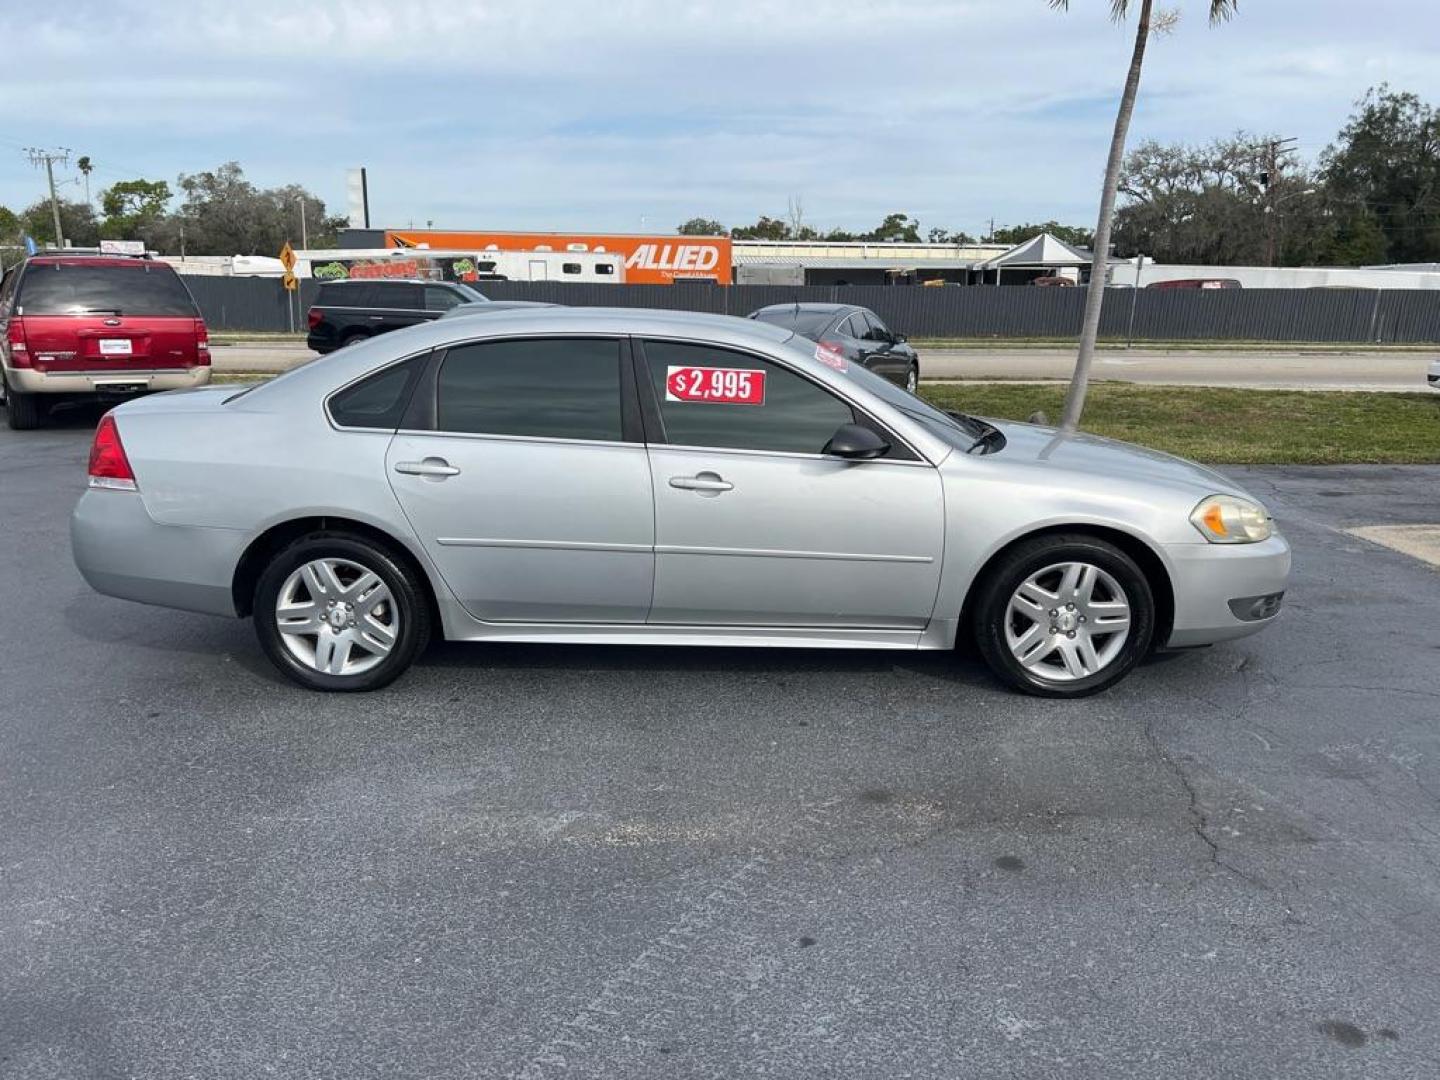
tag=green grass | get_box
[918,383,1440,465]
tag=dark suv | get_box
[305,279,489,354]
[0,253,210,430]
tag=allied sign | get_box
[99,239,145,256]
[385,230,733,286]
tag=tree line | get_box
[1111,86,1438,267]
[0,162,344,258]
[678,210,1094,249]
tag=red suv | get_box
[0,252,210,429]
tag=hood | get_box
[986,419,1251,500]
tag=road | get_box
[4,415,1440,1078]
[211,342,1436,391]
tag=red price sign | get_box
[665,365,766,405]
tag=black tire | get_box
[338,329,371,349]
[4,381,45,430]
[252,532,431,692]
[970,533,1155,698]
[905,364,920,394]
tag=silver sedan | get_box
[71,308,1290,697]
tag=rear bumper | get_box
[1163,533,1292,648]
[9,366,211,395]
[71,488,246,617]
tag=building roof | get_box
[733,254,980,270]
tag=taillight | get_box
[87,414,137,491]
[195,319,210,366]
[5,320,30,368]
[307,307,322,330]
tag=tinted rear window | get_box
[18,263,198,317]
[751,308,838,340]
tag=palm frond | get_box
[1210,0,1237,24]
[1048,0,1070,10]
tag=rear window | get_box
[751,308,838,340]
[18,262,198,317]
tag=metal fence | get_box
[186,276,1440,343]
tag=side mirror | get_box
[823,423,890,460]
[893,332,907,344]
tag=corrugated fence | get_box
[186,276,1440,343]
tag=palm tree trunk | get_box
[1059,0,1154,432]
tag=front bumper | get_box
[71,488,247,617]
[1163,533,1292,648]
[10,366,211,395]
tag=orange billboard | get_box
[385,230,732,285]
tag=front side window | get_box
[436,337,623,442]
[643,340,853,455]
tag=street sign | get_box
[279,242,296,272]
[282,270,298,292]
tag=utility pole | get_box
[297,198,309,249]
[25,147,71,249]
[1259,136,1298,267]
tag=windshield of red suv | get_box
[18,263,199,317]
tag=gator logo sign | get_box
[387,230,733,285]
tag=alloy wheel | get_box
[274,557,399,676]
[1004,561,1131,682]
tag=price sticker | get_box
[665,365,766,405]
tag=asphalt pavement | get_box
[212,342,1436,391]
[3,411,1440,1079]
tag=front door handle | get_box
[669,473,733,493]
[394,457,461,479]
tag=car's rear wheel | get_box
[3,379,46,430]
[971,534,1155,698]
[253,533,430,692]
[339,329,370,349]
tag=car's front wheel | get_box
[905,364,919,394]
[253,533,430,691]
[971,534,1155,698]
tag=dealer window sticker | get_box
[664,365,766,406]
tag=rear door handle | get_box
[394,457,461,479]
[669,473,732,493]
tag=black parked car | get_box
[747,302,921,391]
[305,279,490,354]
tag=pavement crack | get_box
[1143,717,1264,888]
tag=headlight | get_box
[1189,495,1273,544]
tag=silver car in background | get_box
[71,308,1290,697]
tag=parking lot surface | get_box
[3,413,1440,1079]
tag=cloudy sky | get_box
[1,0,1437,239]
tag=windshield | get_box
[452,282,489,303]
[807,346,988,449]
[752,307,837,340]
[19,263,198,317]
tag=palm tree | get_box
[1051,0,1237,432]
[76,155,94,208]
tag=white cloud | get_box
[1,0,1438,236]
